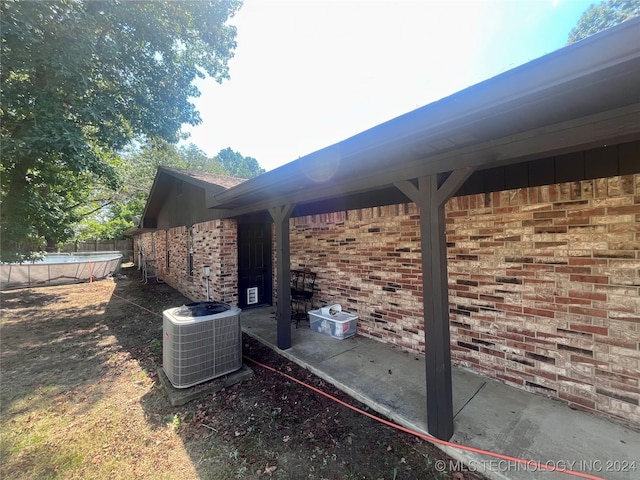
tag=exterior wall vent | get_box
[247,287,258,305]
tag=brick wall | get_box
[446,175,640,426]
[137,219,239,305]
[193,220,239,306]
[290,174,640,427]
[290,205,425,352]
[134,173,639,427]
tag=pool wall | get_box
[1,253,123,290]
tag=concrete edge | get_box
[157,364,254,407]
[241,328,513,480]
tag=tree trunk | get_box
[45,237,58,253]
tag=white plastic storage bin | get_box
[308,304,357,339]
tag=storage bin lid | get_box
[309,309,357,323]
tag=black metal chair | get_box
[291,269,316,327]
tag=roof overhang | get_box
[123,226,157,237]
[209,18,640,216]
[140,167,246,228]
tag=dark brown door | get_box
[237,223,272,309]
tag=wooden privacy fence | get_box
[60,239,134,261]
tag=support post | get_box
[395,167,474,440]
[268,204,295,350]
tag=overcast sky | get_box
[183,0,595,172]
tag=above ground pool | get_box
[0,252,123,289]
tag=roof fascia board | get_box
[383,103,640,183]
[123,227,157,236]
[139,166,165,226]
[213,103,640,216]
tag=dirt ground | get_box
[1,266,485,479]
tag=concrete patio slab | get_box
[451,379,640,480]
[157,364,254,407]
[240,307,640,480]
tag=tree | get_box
[567,0,640,44]
[216,147,265,179]
[1,0,241,261]
[180,143,229,174]
[75,141,266,240]
[76,139,227,240]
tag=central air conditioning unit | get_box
[163,301,242,389]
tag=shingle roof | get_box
[161,167,248,189]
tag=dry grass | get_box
[1,280,199,480]
[1,272,480,480]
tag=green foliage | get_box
[149,338,162,357]
[1,0,241,261]
[182,144,230,174]
[74,141,266,240]
[216,147,266,179]
[75,139,228,240]
[75,200,142,241]
[567,0,640,44]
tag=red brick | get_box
[533,210,567,219]
[524,307,556,318]
[496,303,524,314]
[569,323,609,336]
[497,373,525,385]
[607,205,640,215]
[567,207,605,217]
[525,366,557,381]
[479,347,505,358]
[568,306,608,318]
[558,392,597,410]
[570,274,609,284]
[555,295,591,305]
[568,290,607,301]
[555,266,592,274]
